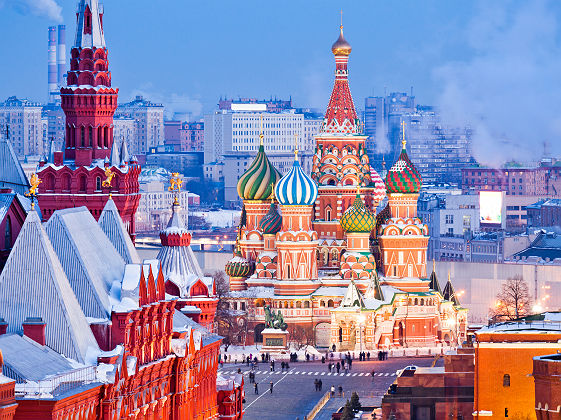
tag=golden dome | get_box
[332,26,352,56]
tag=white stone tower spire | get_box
[75,0,106,49]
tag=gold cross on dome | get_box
[259,114,264,145]
[401,120,407,149]
[293,133,299,159]
[340,9,343,28]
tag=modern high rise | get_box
[204,106,322,205]
[403,108,474,185]
[0,97,44,158]
[115,95,164,155]
[363,92,415,169]
[37,0,140,239]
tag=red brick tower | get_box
[312,25,385,249]
[37,0,140,240]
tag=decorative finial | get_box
[102,166,115,188]
[25,173,41,207]
[433,258,436,273]
[294,133,299,160]
[357,184,361,195]
[401,120,407,149]
[259,114,264,146]
[168,172,183,206]
[340,9,343,29]
[270,182,276,202]
[448,271,451,282]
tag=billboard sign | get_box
[479,191,503,225]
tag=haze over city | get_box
[2,1,561,419]
[2,0,561,163]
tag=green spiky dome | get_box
[225,249,253,278]
[237,144,281,200]
[340,193,375,233]
[258,202,282,235]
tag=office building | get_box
[115,95,164,155]
[0,97,44,158]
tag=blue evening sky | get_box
[2,0,561,162]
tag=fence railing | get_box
[306,391,331,420]
[14,366,97,397]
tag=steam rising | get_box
[435,0,561,166]
[6,0,63,22]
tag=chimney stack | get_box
[48,26,58,103]
[22,317,46,346]
[57,25,66,89]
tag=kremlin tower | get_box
[37,0,140,239]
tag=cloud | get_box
[129,86,204,121]
[434,0,561,166]
[7,0,63,22]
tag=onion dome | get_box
[340,192,375,233]
[258,201,282,235]
[370,167,387,201]
[275,153,318,206]
[385,143,422,194]
[332,26,352,56]
[225,248,253,278]
[237,143,281,200]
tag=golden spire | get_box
[294,133,299,160]
[259,114,264,146]
[340,9,343,29]
[168,172,183,206]
[401,120,407,149]
[433,258,436,273]
[270,182,276,203]
[448,271,451,282]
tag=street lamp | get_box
[358,314,366,353]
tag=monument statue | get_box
[263,305,287,331]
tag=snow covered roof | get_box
[340,281,365,308]
[173,309,208,334]
[75,0,106,49]
[98,198,140,264]
[45,207,126,319]
[227,286,275,299]
[0,137,30,196]
[0,210,100,363]
[0,334,79,382]
[311,286,348,297]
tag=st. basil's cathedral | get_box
[225,25,467,350]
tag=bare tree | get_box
[212,270,247,350]
[288,325,314,350]
[489,275,532,323]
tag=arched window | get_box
[4,215,12,249]
[393,266,397,277]
[414,298,418,306]
[296,301,302,309]
[80,126,85,147]
[79,175,87,192]
[325,208,332,221]
[320,300,326,307]
[339,327,343,343]
[328,299,334,308]
[95,176,102,191]
[63,174,71,192]
[241,302,246,311]
[304,301,310,308]
[503,374,510,387]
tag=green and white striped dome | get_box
[237,144,281,200]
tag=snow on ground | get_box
[192,210,240,228]
[220,344,456,362]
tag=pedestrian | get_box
[281,361,285,371]
[314,379,319,391]
[336,362,340,374]
[371,370,376,382]
[286,362,290,370]
[348,358,352,370]
[330,385,335,397]
[338,385,343,397]
[306,353,310,362]
[261,353,265,362]
[322,356,325,364]
[341,358,345,369]
[270,381,274,394]
[319,379,323,391]
[328,362,332,373]
[272,360,275,371]
[254,382,259,394]
[367,351,370,361]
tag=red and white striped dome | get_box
[370,168,386,201]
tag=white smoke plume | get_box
[6,0,63,22]
[130,87,204,121]
[434,0,561,166]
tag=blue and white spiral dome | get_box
[275,157,318,206]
